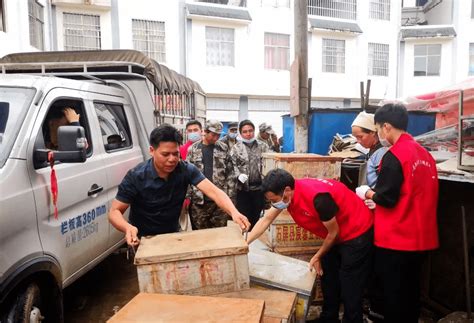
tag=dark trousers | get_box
[319,229,373,323]
[375,247,426,323]
[236,189,265,229]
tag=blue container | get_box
[282,109,436,155]
[308,109,358,155]
[282,114,295,153]
[406,111,436,137]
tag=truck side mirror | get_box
[34,126,87,164]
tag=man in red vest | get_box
[248,169,373,323]
[356,103,439,323]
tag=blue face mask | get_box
[229,132,238,139]
[379,138,391,147]
[188,132,201,143]
[272,194,290,210]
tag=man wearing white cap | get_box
[351,111,387,189]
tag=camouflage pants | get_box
[189,201,231,230]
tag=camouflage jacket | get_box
[257,133,280,152]
[219,134,238,151]
[229,140,269,197]
[186,140,233,205]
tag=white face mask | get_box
[241,137,256,144]
[188,132,201,143]
[379,138,391,147]
[229,132,238,139]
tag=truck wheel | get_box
[8,283,45,323]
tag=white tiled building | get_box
[1,0,473,136]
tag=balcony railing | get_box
[307,0,357,20]
[196,0,247,7]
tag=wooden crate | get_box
[264,211,324,248]
[134,226,250,296]
[217,288,297,323]
[107,293,265,322]
[248,244,317,322]
[262,153,343,179]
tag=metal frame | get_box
[457,90,474,172]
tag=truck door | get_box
[29,89,110,284]
[88,97,144,247]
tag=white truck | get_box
[0,50,206,322]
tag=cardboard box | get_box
[107,293,265,322]
[217,288,297,323]
[134,226,249,296]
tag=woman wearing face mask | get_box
[248,168,374,323]
[351,111,388,189]
[229,120,269,229]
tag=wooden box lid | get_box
[135,226,248,265]
[248,244,317,297]
[262,152,343,162]
[107,293,264,322]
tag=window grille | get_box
[369,0,390,20]
[132,19,166,63]
[63,13,101,51]
[368,43,389,76]
[322,39,345,73]
[29,0,44,50]
[307,0,357,20]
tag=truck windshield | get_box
[0,87,36,168]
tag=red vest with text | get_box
[375,133,439,251]
[287,179,373,243]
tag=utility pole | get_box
[293,0,309,153]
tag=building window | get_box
[416,0,428,6]
[264,33,290,70]
[132,19,166,63]
[206,27,234,67]
[0,0,5,32]
[63,13,101,51]
[369,0,390,20]
[368,43,389,76]
[414,44,441,76]
[28,0,44,50]
[469,43,474,75]
[322,39,345,73]
[260,0,290,8]
[307,0,357,20]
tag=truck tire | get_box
[6,283,45,323]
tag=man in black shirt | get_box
[108,124,250,247]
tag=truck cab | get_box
[0,50,206,322]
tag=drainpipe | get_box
[183,3,188,76]
[48,0,54,51]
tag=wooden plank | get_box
[107,293,265,323]
[216,288,297,322]
[135,226,247,265]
